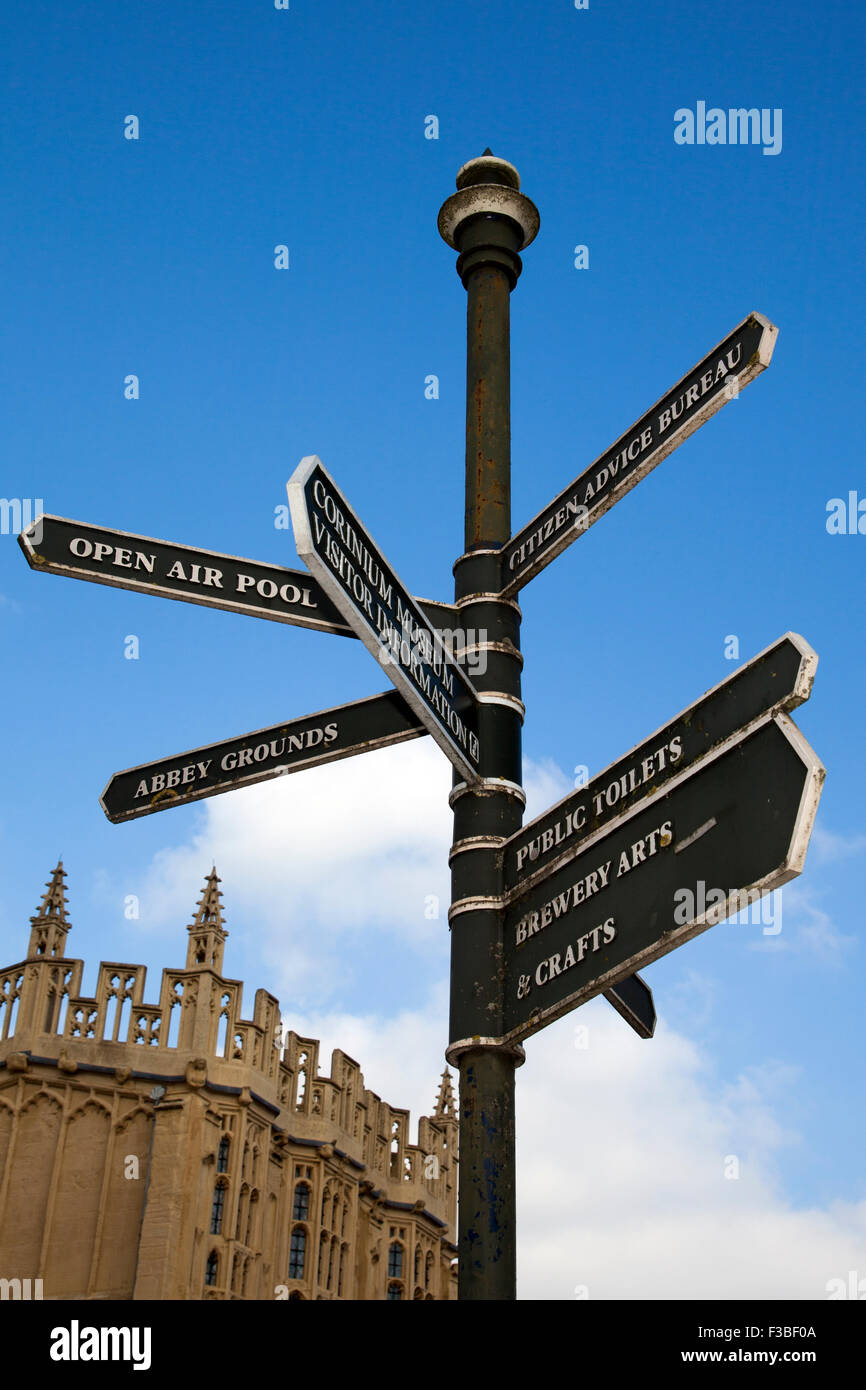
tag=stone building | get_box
[0,864,457,1300]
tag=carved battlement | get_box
[0,863,458,1276]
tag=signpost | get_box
[18,151,823,1303]
[101,690,425,822]
[288,454,483,784]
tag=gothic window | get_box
[217,1136,230,1173]
[317,1233,328,1285]
[296,1054,307,1110]
[292,1182,310,1221]
[327,1237,337,1291]
[387,1281,403,1301]
[235,1184,249,1240]
[425,1250,434,1290]
[338,1243,347,1298]
[205,1251,219,1286]
[210,1180,226,1235]
[245,1191,259,1246]
[414,1246,421,1282]
[341,1199,349,1237]
[289,1227,306,1279]
[388,1241,404,1279]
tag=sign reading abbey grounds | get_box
[500,312,778,595]
[288,455,482,783]
[101,690,425,822]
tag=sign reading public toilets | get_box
[500,312,778,595]
[19,514,355,637]
[499,713,824,1045]
[504,632,817,896]
[101,690,426,821]
[288,455,482,783]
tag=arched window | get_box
[292,1181,310,1222]
[217,1136,229,1173]
[317,1233,328,1285]
[338,1243,348,1298]
[289,1226,306,1279]
[210,1180,226,1235]
[387,1281,403,1300]
[414,1246,421,1282]
[388,1241,404,1279]
[245,1191,259,1247]
[205,1250,219,1286]
[327,1237,337,1291]
[425,1250,434,1290]
[235,1182,249,1240]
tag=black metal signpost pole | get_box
[439,154,539,1300]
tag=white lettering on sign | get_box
[656,346,742,435]
[514,740,682,878]
[132,725,339,798]
[66,535,324,612]
[523,917,617,996]
[513,818,673,947]
[506,338,749,579]
[235,573,317,607]
[134,760,212,799]
[164,559,224,587]
[307,473,479,767]
[69,537,156,573]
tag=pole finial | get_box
[455,152,521,192]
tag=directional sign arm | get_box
[603,974,656,1039]
[495,712,824,1047]
[501,312,778,595]
[503,632,817,898]
[18,515,453,640]
[287,456,483,782]
[101,690,427,822]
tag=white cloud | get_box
[812,824,866,865]
[748,881,855,961]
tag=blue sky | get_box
[2,0,865,1296]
